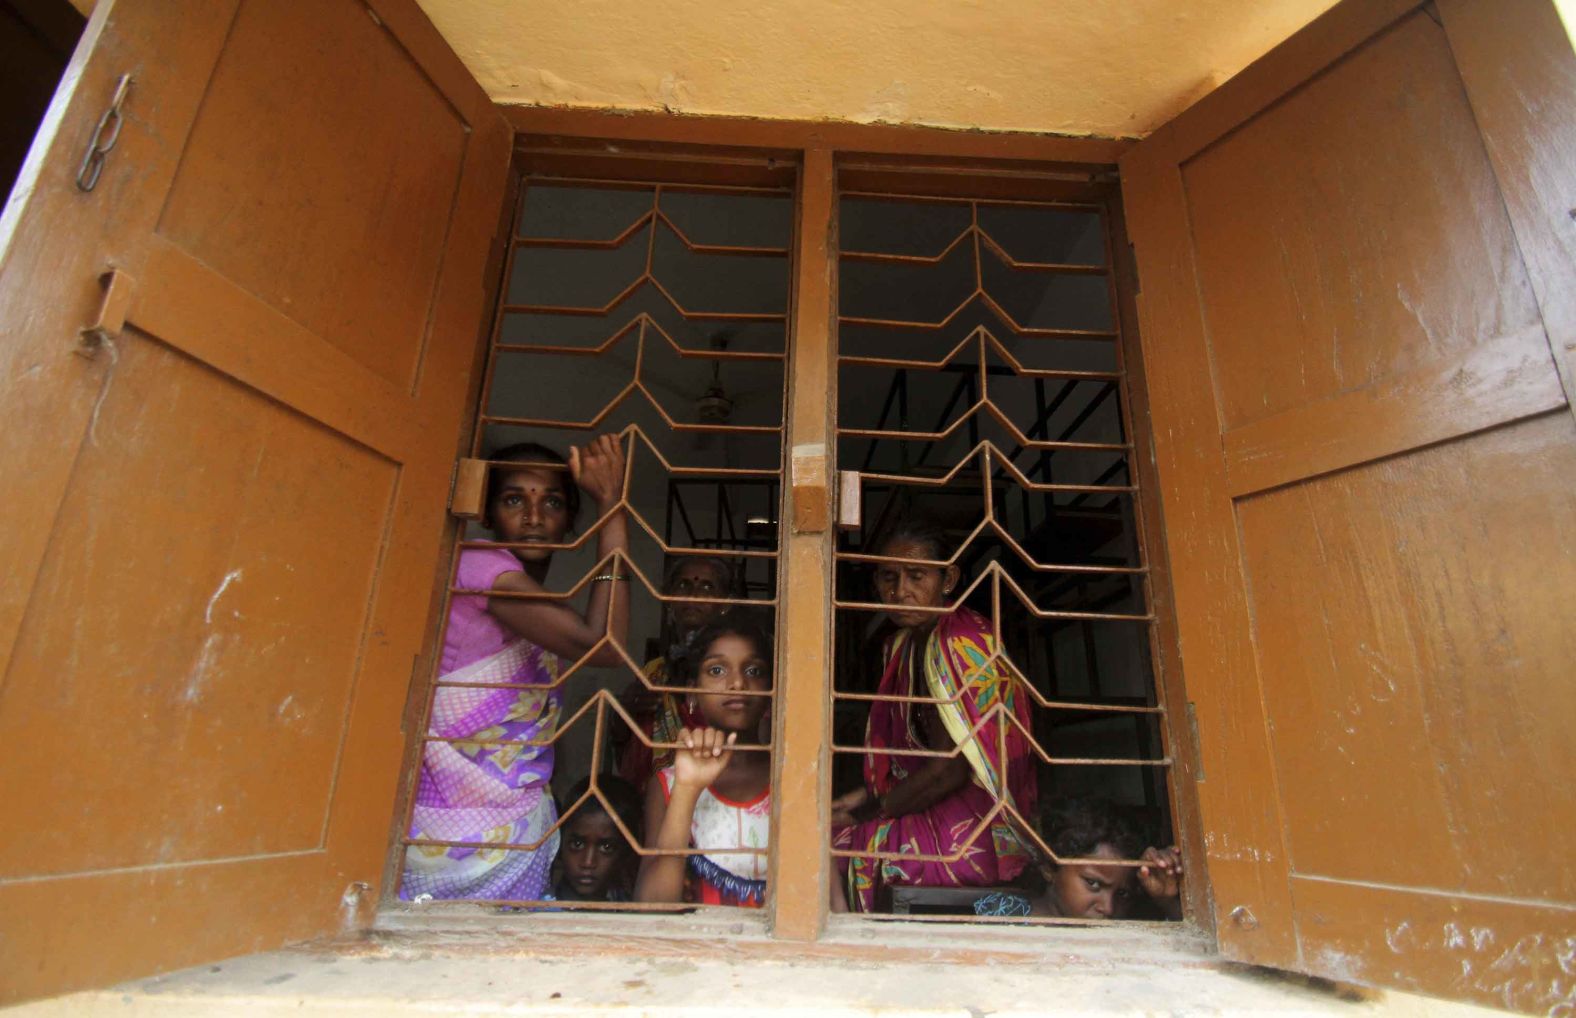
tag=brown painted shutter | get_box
[0,0,509,1002]
[1121,0,1576,1010]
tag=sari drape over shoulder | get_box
[835,606,1038,912]
[401,547,562,901]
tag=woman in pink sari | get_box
[832,516,1038,912]
[402,434,628,901]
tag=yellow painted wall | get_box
[415,0,1339,137]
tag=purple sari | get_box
[835,607,1038,911]
[401,548,562,901]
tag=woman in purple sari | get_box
[402,434,628,901]
[832,516,1038,912]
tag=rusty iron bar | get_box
[852,439,1137,494]
[833,690,1162,713]
[824,698,1168,767]
[837,326,1119,379]
[521,174,792,198]
[832,555,1152,622]
[840,189,1101,211]
[493,313,784,361]
[831,638,1159,715]
[851,911,1170,928]
[410,898,729,913]
[836,513,1146,576]
[408,836,766,857]
[517,208,790,259]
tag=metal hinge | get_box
[78,267,135,358]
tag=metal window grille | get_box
[396,168,793,912]
[830,186,1175,922]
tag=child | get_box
[615,556,742,794]
[634,609,772,908]
[974,798,1183,920]
[401,435,628,902]
[546,775,643,903]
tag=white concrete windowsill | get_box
[12,906,1509,1016]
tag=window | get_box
[396,159,794,911]
[392,148,1181,926]
[829,180,1175,921]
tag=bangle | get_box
[591,573,630,582]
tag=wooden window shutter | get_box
[1120,0,1576,1010]
[0,0,510,1003]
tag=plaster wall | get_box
[414,0,1339,138]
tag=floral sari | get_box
[835,606,1038,912]
[401,548,562,901]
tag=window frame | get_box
[385,112,1209,943]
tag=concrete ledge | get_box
[9,908,1509,1016]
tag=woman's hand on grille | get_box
[570,433,627,511]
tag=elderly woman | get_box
[831,515,1038,912]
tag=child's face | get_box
[1048,842,1136,919]
[559,810,628,899]
[487,467,572,563]
[694,633,771,733]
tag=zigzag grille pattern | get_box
[399,174,792,905]
[832,190,1174,881]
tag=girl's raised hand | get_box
[673,726,735,791]
[1136,845,1183,903]
[569,433,627,511]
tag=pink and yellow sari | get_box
[401,547,562,901]
[835,606,1038,912]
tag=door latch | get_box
[449,457,488,519]
[78,267,135,358]
[76,74,132,192]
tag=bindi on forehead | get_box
[498,468,566,494]
[677,561,725,583]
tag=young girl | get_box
[615,556,741,795]
[634,610,772,908]
[402,434,628,902]
[974,798,1183,920]
[546,775,643,903]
